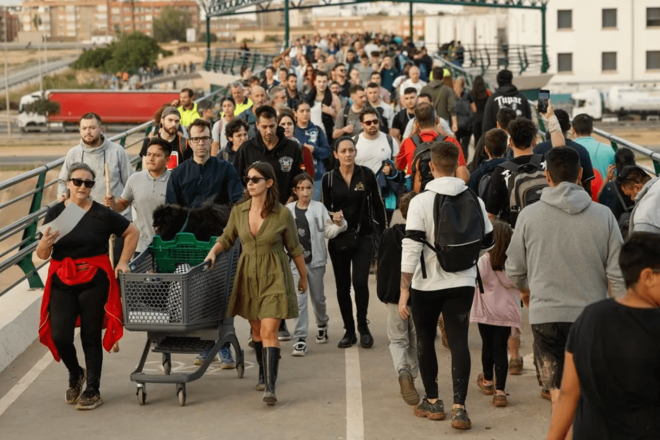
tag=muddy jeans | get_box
[386,303,418,377]
[411,286,474,404]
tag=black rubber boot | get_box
[254,341,265,391]
[262,347,280,406]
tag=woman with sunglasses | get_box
[205,162,307,406]
[322,137,387,350]
[37,162,139,410]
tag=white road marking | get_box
[0,350,53,417]
[345,347,364,440]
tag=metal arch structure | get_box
[200,0,550,72]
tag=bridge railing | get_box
[0,88,228,298]
[436,44,546,77]
[204,49,276,76]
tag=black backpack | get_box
[410,134,446,193]
[497,155,548,227]
[456,92,474,132]
[411,188,486,276]
[477,171,494,199]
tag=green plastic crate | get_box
[150,233,218,273]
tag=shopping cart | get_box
[119,233,243,406]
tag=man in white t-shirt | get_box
[399,66,427,99]
[366,82,394,131]
[354,107,399,176]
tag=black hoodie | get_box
[304,87,334,142]
[233,126,304,204]
[481,83,532,133]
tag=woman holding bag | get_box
[322,136,387,349]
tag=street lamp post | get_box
[4,6,10,137]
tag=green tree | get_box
[198,32,218,43]
[24,98,60,116]
[153,6,192,42]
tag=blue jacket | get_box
[165,156,243,208]
[467,158,507,195]
[294,122,331,180]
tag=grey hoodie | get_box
[57,135,133,216]
[629,176,660,234]
[505,182,625,325]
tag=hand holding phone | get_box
[538,89,550,114]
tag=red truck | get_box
[18,89,182,132]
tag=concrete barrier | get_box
[0,267,47,373]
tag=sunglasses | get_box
[362,119,379,126]
[68,178,95,188]
[244,176,268,184]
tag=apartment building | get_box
[1,8,21,42]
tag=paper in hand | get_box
[38,202,86,243]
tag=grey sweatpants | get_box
[291,264,329,340]
[386,303,418,378]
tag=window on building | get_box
[557,53,572,72]
[557,10,572,29]
[602,9,616,28]
[343,21,348,27]
[648,8,660,27]
[602,52,617,71]
[647,51,660,70]
[111,8,119,14]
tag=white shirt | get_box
[354,131,399,176]
[400,79,427,95]
[212,118,230,150]
[311,99,325,134]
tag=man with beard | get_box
[333,63,351,98]
[57,112,134,264]
[139,107,189,168]
[174,88,200,128]
[304,71,341,139]
[285,73,302,110]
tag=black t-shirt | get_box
[294,206,312,264]
[567,299,660,439]
[140,131,192,163]
[44,201,131,261]
[483,155,536,224]
[534,139,595,195]
[392,109,414,133]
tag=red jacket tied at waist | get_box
[39,255,123,362]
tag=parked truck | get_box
[571,86,660,120]
[17,89,182,132]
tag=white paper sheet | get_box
[38,202,86,243]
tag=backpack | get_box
[477,171,494,199]
[410,188,486,276]
[410,134,446,193]
[497,154,548,227]
[456,92,474,132]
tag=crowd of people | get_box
[35,31,659,438]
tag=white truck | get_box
[572,86,660,120]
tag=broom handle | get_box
[105,163,120,353]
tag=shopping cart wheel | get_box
[177,384,186,407]
[137,384,146,405]
[162,354,172,375]
[236,361,245,379]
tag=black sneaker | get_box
[65,367,86,404]
[357,323,374,348]
[316,325,329,344]
[337,331,357,348]
[398,367,420,405]
[278,320,292,341]
[414,398,445,420]
[292,338,307,357]
[451,407,472,430]
[76,389,103,410]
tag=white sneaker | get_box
[292,339,307,357]
[316,325,329,344]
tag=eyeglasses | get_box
[362,119,379,126]
[189,136,212,144]
[68,178,95,188]
[244,176,268,184]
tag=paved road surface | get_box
[0,58,77,92]
[0,260,551,440]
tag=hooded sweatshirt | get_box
[481,83,532,133]
[420,80,456,121]
[629,176,660,234]
[402,177,494,292]
[57,135,133,217]
[505,182,626,325]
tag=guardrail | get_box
[436,44,546,77]
[432,53,488,90]
[0,88,228,298]
[204,49,276,75]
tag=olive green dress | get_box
[217,199,304,320]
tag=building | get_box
[508,0,660,88]
[19,0,199,41]
[1,7,21,42]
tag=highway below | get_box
[0,58,78,92]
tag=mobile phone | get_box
[538,89,550,113]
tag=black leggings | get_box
[411,286,473,404]
[328,234,373,333]
[477,323,510,391]
[50,271,109,391]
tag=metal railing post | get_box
[16,172,46,289]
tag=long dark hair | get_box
[489,220,514,271]
[243,162,280,218]
[291,172,314,201]
[471,75,489,101]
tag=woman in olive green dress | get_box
[205,162,308,406]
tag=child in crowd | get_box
[287,173,347,356]
[377,192,419,406]
[471,220,522,407]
